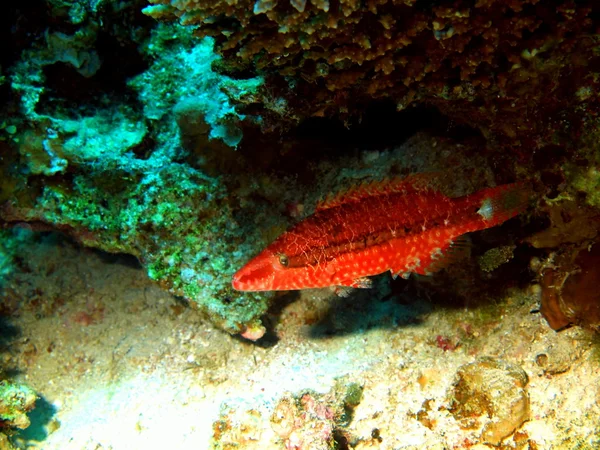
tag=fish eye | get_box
[278,254,289,267]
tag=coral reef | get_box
[2,0,600,341]
[128,26,263,148]
[0,162,272,335]
[1,2,269,336]
[3,1,600,449]
[143,0,600,150]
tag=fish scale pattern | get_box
[232,180,528,291]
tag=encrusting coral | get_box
[143,0,600,150]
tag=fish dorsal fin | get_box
[316,172,440,212]
[424,235,472,274]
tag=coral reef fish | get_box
[232,175,528,292]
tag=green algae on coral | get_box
[28,163,272,335]
[0,380,36,430]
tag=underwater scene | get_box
[1,0,600,449]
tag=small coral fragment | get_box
[478,245,516,272]
[0,379,37,430]
[240,323,266,341]
[534,337,585,375]
[449,358,530,446]
[269,382,362,448]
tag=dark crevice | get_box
[237,100,482,177]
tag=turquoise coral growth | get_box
[2,7,269,335]
[129,25,263,148]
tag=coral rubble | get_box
[449,358,530,446]
[212,380,362,449]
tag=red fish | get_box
[232,175,528,292]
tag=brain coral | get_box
[144,0,600,149]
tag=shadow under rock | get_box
[0,316,20,349]
[307,276,432,339]
[0,316,22,377]
[93,248,143,269]
[14,395,58,443]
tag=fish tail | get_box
[472,182,531,226]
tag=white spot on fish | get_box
[477,198,494,220]
[431,247,443,260]
[405,257,421,272]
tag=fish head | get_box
[232,246,312,291]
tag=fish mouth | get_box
[231,270,252,291]
[232,253,275,291]
[231,274,244,291]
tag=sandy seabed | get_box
[2,232,599,450]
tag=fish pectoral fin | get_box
[351,277,373,288]
[422,235,472,274]
[390,269,409,280]
[336,277,373,289]
[333,286,353,298]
